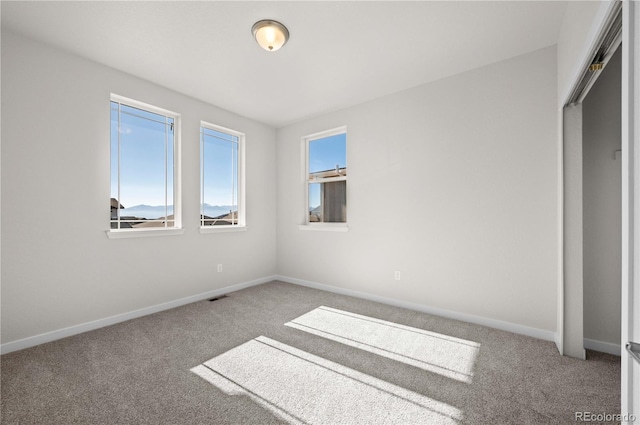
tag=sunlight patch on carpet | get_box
[192,336,462,425]
[285,306,480,383]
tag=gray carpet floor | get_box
[1,281,620,424]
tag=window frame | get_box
[199,121,246,234]
[107,94,183,239]
[300,126,348,231]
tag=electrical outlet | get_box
[394,271,401,280]
[217,264,223,273]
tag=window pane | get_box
[309,181,346,223]
[307,130,347,224]
[309,183,322,222]
[167,117,174,218]
[110,104,120,224]
[201,127,239,226]
[110,100,175,229]
[119,113,168,219]
[309,133,347,178]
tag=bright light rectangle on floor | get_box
[192,336,462,425]
[285,306,480,383]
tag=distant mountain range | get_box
[120,204,236,219]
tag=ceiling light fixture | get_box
[252,20,289,52]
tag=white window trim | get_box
[106,228,185,239]
[298,223,348,232]
[107,94,182,238]
[301,125,348,231]
[199,121,246,232]
[199,226,247,234]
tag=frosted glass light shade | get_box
[252,20,289,52]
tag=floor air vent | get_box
[208,295,228,302]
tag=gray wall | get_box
[276,46,559,333]
[1,31,277,344]
[583,47,622,346]
[1,32,567,346]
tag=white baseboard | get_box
[0,276,277,355]
[276,275,557,343]
[3,275,571,356]
[584,338,621,356]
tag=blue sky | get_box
[201,127,238,210]
[309,133,346,174]
[110,102,174,210]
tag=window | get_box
[109,95,181,235]
[200,122,245,230]
[304,127,347,228]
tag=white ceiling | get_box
[2,1,568,128]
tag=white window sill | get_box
[106,228,185,239]
[199,225,247,234]
[298,224,349,232]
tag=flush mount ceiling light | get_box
[252,20,289,52]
